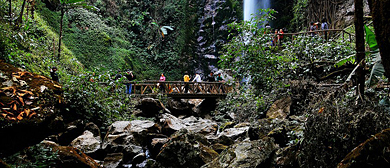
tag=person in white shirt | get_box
[192,73,202,82]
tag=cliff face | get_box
[335,0,370,28]
[194,0,242,73]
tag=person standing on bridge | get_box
[272,29,279,46]
[183,71,190,93]
[159,73,166,93]
[125,70,135,94]
[192,72,202,82]
[309,22,317,36]
[321,18,329,41]
[192,72,202,93]
[278,29,284,45]
[207,72,215,82]
[216,73,225,93]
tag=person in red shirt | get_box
[278,29,284,45]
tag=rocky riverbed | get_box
[2,61,390,168]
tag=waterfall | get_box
[244,0,271,21]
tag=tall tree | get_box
[354,0,365,99]
[9,0,11,25]
[57,0,95,59]
[16,0,27,27]
[367,0,390,79]
[58,7,64,60]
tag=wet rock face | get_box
[335,0,370,28]
[103,120,160,151]
[338,128,390,168]
[70,130,101,154]
[103,153,123,168]
[155,129,218,168]
[159,113,218,136]
[167,98,195,116]
[266,96,292,119]
[202,137,277,168]
[136,98,166,117]
[196,0,242,72]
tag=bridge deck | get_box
[132,93,227,99]
[125,81,232,99]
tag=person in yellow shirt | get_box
[183,71,190,93]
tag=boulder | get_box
[159,113,186,135]
[150,138,169,157]
[275,145,300,168]
[338,128,390,168]
[207,125,250,143]
[104,121,132,136]
[132,153,146,165]
[56,120,85,146]
[219,126,249,139]
[84,122,101,138]
[202,137,277,168]
[102,120,159,164]
[155,129,218,168]
[210,143,228,154]
[183,116,218,136]
[266,97,292,119]
[167,98,194,116]
[123,144,144,162]
[103,120,159,151]
[103,153,123,168]
[193,98,218,117]
[70,130,101,154]
[159,113,217,136]
[136,98,168,117]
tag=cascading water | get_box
[244,0,271,21]
[242,0,271,85]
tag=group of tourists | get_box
[264,23,285,46]
[309,18,329,39]
[112,69,227,94]
[183,71,225,93]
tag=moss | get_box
[199,143,219,163]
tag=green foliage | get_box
[281,35,354,83]
[364,25,384,86]
[290,0,308,31]
[365,25,378,51]
[283,36,354,64]
[63,70,141,126]
[3,144,59,167]
[220,8,292,92]
[0,1,84,77]
[216,90,269,123]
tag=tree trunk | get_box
[58,7,64,60]
[17,0,27,27]
[367,0,390,79]
[354,0,365,99]
[9,0,11,25]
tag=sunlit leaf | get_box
[160,26,174,35]
[12,103,17,111]
[365,25,378,51]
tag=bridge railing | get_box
[269,29,353,46]
[280,29,353,42]
[125,80,232,96]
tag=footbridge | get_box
[125,81,233,99]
